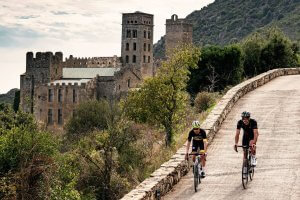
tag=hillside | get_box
[154,0,300,58]
[0,88,19,104]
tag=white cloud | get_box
[0,0,214,93]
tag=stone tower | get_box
[121,11,154,78]
[20,52,63,113]
[165,14,193,57]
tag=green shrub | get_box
[194,92,217,113]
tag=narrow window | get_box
[126,30,131,38]
[144,43,146,51]
[148,56,151,63]
[126,43,129,51]
[118,85,121,90]
[126,55,129,63]
[127,79,131,88]
[133,30,137,38]
[133,42,137,51]
[48,109,53,124]
[144,30,147,38]
[58,89,62,102]
[133,55,136,63]
[48,89,53,102]
[58,109,63,125]
[148,31,151,39]
[73,89,77,103]
[143,55,146,63]
[148,44,151,52]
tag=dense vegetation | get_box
[0,89,19,105]
[154,0,300,59]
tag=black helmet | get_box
[241,111,250,118]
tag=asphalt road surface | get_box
[163,75,300,200]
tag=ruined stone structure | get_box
[20,12,192,131]
[165,14,193,57]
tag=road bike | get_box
[237,145,255,189]
[188,152,205,192]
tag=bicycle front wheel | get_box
[194,165,199,192]
[242,162,248,189]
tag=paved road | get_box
[164,75,300,200]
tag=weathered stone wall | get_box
[121,68,300,200]
[121,12,154,79]
[63,55,122,68]
[165,14,193,57]
[34,81,95,131]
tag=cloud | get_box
[51,11,71,15]
[0,25,42,47]
[18,15,39,19]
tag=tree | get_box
[260,28,299,70]
[187,45,243,95]
[65,100,109,140]
[64,99,146,199]
[241,33,265,76]
[123,46,201,146]
[0,110,58,199]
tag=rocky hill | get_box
[154,0,300,59]
[0,88,19,105]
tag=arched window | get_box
[133,55,136,63]
[126,43,129,51]
[133,30,137,38]
[143,55,146,63]
[148,31,151,39]
[144,30,147,38]
[126,55,129,63]
[133,42,137,51]
[148,56,151,63]
[126,30,131,38]
[144,43,146,51]
[148,44,151,52]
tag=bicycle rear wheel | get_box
[249,160,254,180]
[242,162,248,189]
[194,164,199,192]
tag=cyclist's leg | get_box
[191,144,197,162]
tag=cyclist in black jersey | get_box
[234,111,259,166]
[185,120,208,177]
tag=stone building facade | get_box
[165,14,193,57]
[20,12,193,131]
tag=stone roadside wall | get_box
[121,68,300,200]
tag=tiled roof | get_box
[62,68,120,79]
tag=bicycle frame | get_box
[237,145,255,189]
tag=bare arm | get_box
[235,129,240,145]
[253,129,258,143]
[204,139,208,152]
[186,141,191,154]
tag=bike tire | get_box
[242,162,248,189]
[194,165,199,192]
[249,164,254,180]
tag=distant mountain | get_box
[0,88,19,105]
[154,0,300,59]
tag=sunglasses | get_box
[193,128,200,131]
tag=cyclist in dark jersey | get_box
[234,111,259,166]
[185,120,208,177]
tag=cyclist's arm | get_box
[235,129,240,145]
[186,141,191,154]
[253,129,258,144]
[204,139,208,152]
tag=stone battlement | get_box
[64,55,122,68]
[26,51,63,68]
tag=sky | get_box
[0,0,214,94]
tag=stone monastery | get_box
[20,12,193,130]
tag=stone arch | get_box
[171,14,178,21]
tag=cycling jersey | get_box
[188,129,207,152]
[237,119,258,146]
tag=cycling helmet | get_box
[192,120,201,129]
[241,111,251,118]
